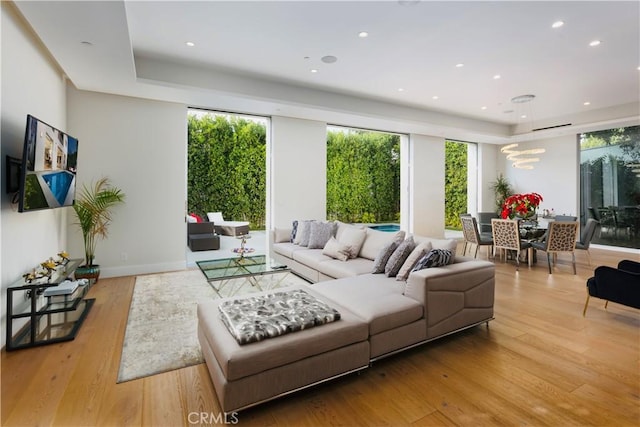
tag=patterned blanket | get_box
[218,289,341,345]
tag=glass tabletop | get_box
[196,255,289,281]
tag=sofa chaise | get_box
[198,221,495,413]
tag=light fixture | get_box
[321,55,337,64]
[501,144,546,170]
[493,74,501,80]
[455,63,464,68]
[583,101,591,106]
[185,41,195,47]
[481,106,487,110]
[432,95,439,100]
[358,31,369,38]
[589,40,601,47]
[310,69,318,73]
[552,20,564,28]
[397,88,405,92]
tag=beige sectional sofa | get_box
[198,222,495,413]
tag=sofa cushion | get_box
[359,229,405,260]
[308,221,336,249]
[321,237,350,261]
[293,248,333,271]
[337,226,367,259]
[198,285,369,382]
[396,241,432,281]
[385,236,416,277]
[317,257,375,279]
[312,275,423,335]
[371,240,399,274]
[273,242,308,259]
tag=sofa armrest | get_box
[404,260,495,328]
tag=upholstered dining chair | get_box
[554,215,578,221]
[477,212,500,234]
[460,215,493,258]
[491,218,532,271]
[575,218,599,265]
[531,221,579,274]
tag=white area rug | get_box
[117,268,308,383]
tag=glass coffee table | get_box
[196,255,291,297]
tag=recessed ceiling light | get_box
[589,40,601,47]
[455,63,464,68]
[310,69,318,73]
[521,114,527,119]
[358,31,369,38]
[552,20,564,29]
[397,88,405,92]
[637,66,640,70]
[321,55,338,64]
[481,106,487,110]
[583,101,591,106]
[493,74,501,80]
[185,41,195,47]
[432,95,439,100]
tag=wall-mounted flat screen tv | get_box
[18,115,78,212]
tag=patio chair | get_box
[206,212,250,236]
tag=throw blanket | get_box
[218,289,341,345]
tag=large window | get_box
[579,125,640,249]
[187,109,268,229]
[444,140,469,230]
[326,127,401,224]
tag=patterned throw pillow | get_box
[290,220,298,243]
[396,241,433,281]
[308,221,336,249]
[412,249,453,271]
[384,236,416,277]
[322,237,350,261]
[371,240,399,274]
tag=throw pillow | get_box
[359,229,406,260]
[308,221,336,249]
[384,236,416,277]
[294,220,312,245]
[337,226,367,259]
[412,249,453,271]
[322,237,349,261]
[371,240,399,274]
[290,220,298,243]
[396,241,433,281]
[274,227,291,243]
[299,220,314,247]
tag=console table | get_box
[5,258,94,351]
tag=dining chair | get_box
[477,212,499,234]
[531,221,579,274]
[575,218,599,265]
[554,215,577,221]
[491,218,532,271]
[460,215,493,258]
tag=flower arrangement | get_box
[501,192,543,220]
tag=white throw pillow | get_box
[360,229,405,260]
[396,241,433,281]
[337,226,367,259]
[322,237,350,261]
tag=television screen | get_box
[18,115,78,212]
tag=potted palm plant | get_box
[73,177,125,282]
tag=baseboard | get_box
[100,261,188,279]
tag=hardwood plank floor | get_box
[2,246,639,426]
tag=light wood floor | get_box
[2,246,639,426]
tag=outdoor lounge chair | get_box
[206,212,250,236]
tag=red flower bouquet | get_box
[501,192,543,219]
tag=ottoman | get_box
[197,285,369,413]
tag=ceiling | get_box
[12,1,640,141]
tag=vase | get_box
[75,265,100,283]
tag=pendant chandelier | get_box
[502,94,546,169]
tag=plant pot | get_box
[75,265,100,283]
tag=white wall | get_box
[270,116,327,229]
[502,135,579,218]
[409,134,446,237]
[0,2,69,348]
[478,143,501,213]
[66,88,187,277]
